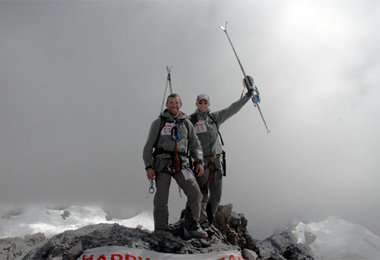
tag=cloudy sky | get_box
[1,0,379,239]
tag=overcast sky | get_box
[1,0,379,239]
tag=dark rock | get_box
[256,229,314,260]
[214,204,259,254]
[60,210,70,220]
[214,204,314,259]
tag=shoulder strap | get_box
[153,116,166,148]
[182,119,190,135]
[175,118,190,135]
[207,113,219,129]
[208,114,224,146]
[190,113,197,126]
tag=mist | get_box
[0,0,379,239]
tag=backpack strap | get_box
[190,113,197,126]
[208,114,224,146]
[153,115,166,149]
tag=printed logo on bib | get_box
[161,122,175,135]
[194,120,207,133]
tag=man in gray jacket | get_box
[189,77,256,228]
[143,93,207,239]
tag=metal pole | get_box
[220,22,271,134]
[160,66,173,113]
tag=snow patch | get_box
[292,216,380,260]
[0,205,154,239]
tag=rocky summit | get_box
[1,204,313,260]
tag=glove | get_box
[243,75,254,90]
[246,88,254,97]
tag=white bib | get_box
[161,122,174,135]
[194,120,207,133]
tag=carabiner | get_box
[149,180,155,194]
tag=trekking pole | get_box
[160,66,173,113]
[220,22,271,134]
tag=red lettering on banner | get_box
[81,254,153,260]
[111,254,123,260]
[82,255,94,260]
[82,252,244,260]
[216,255,246,260]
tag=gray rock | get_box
[243,248,259,260]
[0,233,46,260]
[304,231,317,245]
[256,229,314,260]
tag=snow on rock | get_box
[292,216,380,260]
[0,205,153,239]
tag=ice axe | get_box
[220,22,271,134]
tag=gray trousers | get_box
[197,157,223,225]
[153,168,202,230]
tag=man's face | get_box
[196,99,209,113]
[166,96,182,117]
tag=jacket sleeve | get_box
[142,118,161,168]
[212,94,251,126]
[186,118,204,162]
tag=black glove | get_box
[243,75,254,90]
[246,88,254,97]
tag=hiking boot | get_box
[204,223,217,237]
[200,221,209,229]
[184,225,208,239]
